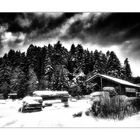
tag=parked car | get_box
[19,96,43,112]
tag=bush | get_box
[103,87,118,97]
[91,95,138,120]
[127,97,140,111]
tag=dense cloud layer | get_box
[0,12,140,59]
[61,13,140,45]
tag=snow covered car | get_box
[19,96,43,112]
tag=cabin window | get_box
[125,87,137,93]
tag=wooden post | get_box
[100,77,103,91]
[119,84,121,95]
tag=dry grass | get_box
[91,95,138,120]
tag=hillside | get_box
[0,41,133,98]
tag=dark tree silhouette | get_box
[124,58,132,81]
[0,41,134,98]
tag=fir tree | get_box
[51,65,69,90]
[70,44,76,55]
[41,53,53,90]
[75,44,84,68]
[124,58,132,81]
[0,60,12,98]
[106,51,121,78]
[99,52,107,74]
[10,66,27,98]
[92,50,100,74]
[27,67,38,94]
[82,49,91,74]
[0,41,134,95]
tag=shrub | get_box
[127,97,140,111]
[103,87,118,97]
[91,95,138,120]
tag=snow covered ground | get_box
[0,98,140,127]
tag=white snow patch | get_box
[0,98,140,127]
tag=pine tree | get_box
[7,49,16,66]
[120,67,126,80]
[0,41,134,95]
[70,44,76,55]
[106,51,121,78]
[40,46,48,77]
[0,60,12,98]
[99,52,107,74]
[92,50,100,74]
[41,53,53,90]
[51,65,69,90]
[82,49,91,74]
[20,52,28,73]
[10,67,21,93]
[106,51,110,60]
[10,66,27,98]
[66,56,75,73]
[44,54,52,75]
[27,67,38,94]
[26,44,42,81]
[75,44,84,68]
[52,41,63,65]
[88,51,94,72]
[124,58,132,81]
[92,51,107,74]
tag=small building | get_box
[86,74,140,97]
[8,93,18,99]
[73,69,85,83]
[33,90,69,100]
[0,94,4,99]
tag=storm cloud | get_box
[0,12,78,54]
[60,13,140,59]
[60,13,140,44]
[0,12,140,59]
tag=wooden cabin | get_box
[8,93,17,99]
[86,74,140,97]
[0,94,4,99]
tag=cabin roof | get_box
[87,74,140,88]
[75,71,85,78]
[8,93,17,96]
[33,90,69,96]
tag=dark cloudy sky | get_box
[0,12,140,76]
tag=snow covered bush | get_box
[91,95,138,120]
[127,97,140,111]
[103,87,118,97]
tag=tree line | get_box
[0,41,134,98]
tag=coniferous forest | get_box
[0,41,137,99]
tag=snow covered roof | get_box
[90,91,107,97]
[87,74,140,88]
[22,96,41,104]
[74,71,85,79]
[8,93,17,96]
[33,90,69,96]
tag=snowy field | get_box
[0,98,140,127]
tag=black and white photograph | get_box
[1,12,140,127]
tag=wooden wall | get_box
[88,76,139,97]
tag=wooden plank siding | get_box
[87,74,140,97]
